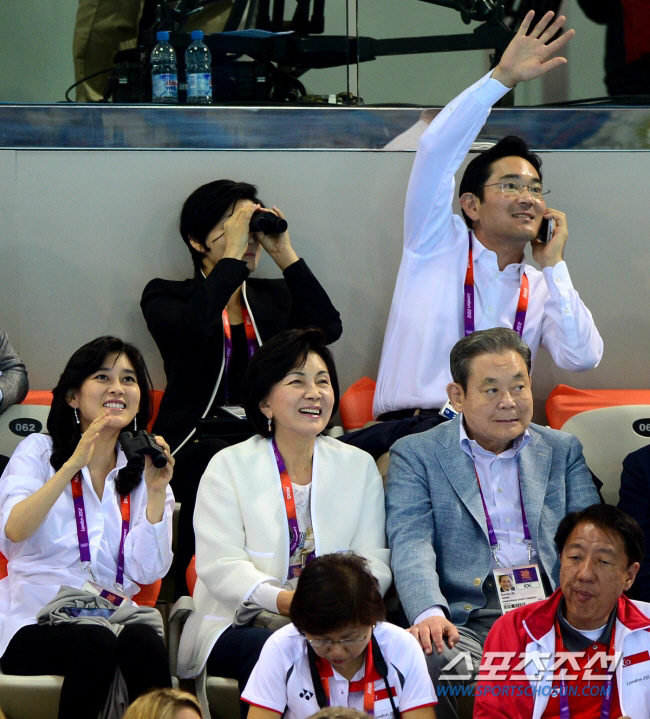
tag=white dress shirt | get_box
[373,72,603,417]
[0,433,174,657]
[414,416,536,625]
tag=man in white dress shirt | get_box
[342,11,603,459]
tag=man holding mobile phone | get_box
[341,11,603,460]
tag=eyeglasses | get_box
[306,635,370,649]
[482,181,550,199]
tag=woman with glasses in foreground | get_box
[243,552,437,719]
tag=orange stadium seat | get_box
[339,377,376,431]
[547,385,650,505]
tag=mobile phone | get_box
[537,218,555,244]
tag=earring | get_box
[73,408,80,426]
[133,416,137,432]
[267,417,272,432]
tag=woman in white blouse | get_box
[177,328,391,712]
[0,336,175,719]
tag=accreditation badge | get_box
[494,564,546,614]
[82,580,133,607]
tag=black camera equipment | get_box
[249,210,288,234]
[119,430,168,469]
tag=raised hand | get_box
[257,206,299,271]
[492,11,575,89]
[143,435,174,524]
[68,412,111,472]
[222,202,261,260]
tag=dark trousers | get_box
[173,437,229,598]
[1,623,171,719]
[207,624,273,719]
[338,413,447,460]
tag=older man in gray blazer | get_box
[385,328,599,719]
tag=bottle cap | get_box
[191,30,204,40]
[156,31,170,42]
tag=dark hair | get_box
[554,504,645,568]
[450,327,532,392]
[179,179,262,275]
[242,327,340,438]
[48,336,153,496]
[458,135,543,227]
[290,553,385,636]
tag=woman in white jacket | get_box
[177,328,391,709]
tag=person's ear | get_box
[625,562,641,591]
[446,383,465,412]
[259,400,272,420]
[459,193,480,222]
[66,390,79,409]
[189,237,206,255]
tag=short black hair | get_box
[458,136,543,227]
[242,327,340,438]
[290,553,385,636]
[179,179,262,275]
[554,504,645,568]
[450,327,532,393]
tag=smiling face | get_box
[67,352,140,433]
[560,522,639,630]
[447,349,533,454]
[259,351,335,443]
[499,574,513,591]
[305,624,373,680]
[196,198,262,274]
[462,156,545,248]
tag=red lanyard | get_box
[271,439,315,577]
[464,233,529,337]
[315,641,382,715]
[71,472,130,588]
[222,301,259,403]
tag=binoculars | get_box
[119,430,168,469]
[249,210,288,235]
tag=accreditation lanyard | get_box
[222,301,259,403]
[271,438,315,575]
[473,465,533,566]
[464,233,530,337]
[555,617,615,719]
[315,641,382,715]
[71,471,130,589]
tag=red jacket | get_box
[474,589,650,719]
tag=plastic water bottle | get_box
[151,31,178,103]
[185,30,212,104]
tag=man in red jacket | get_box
[474,504,648,719]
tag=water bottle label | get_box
[152,74,178,99]
[187,73,212,99]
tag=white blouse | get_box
[0,433,174,657]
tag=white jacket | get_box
[177,435,391,678]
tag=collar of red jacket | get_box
[523,588,650,641]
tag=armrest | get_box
[168,595,195,677]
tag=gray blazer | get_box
[385,416,599,626]
[0,329,28,413]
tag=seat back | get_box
[547,385,650,506]
[186,555,197,596]
[0,391,53,460]
[148,389,164,432]
[339,377,376,431]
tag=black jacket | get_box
[141,257,342,452]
